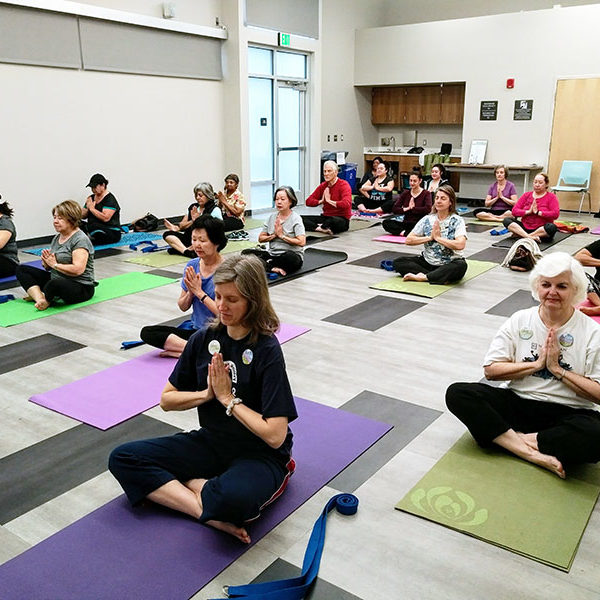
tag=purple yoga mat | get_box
[29,324,310,430]
[373,234,407,244]
[0,397,391,600]
[0,259,42,285]
[591,225,600,235]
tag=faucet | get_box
[390,136,396,152]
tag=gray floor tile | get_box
[323,295,425,331]
[329,390,441,492]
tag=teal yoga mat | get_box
[0,272,175,327]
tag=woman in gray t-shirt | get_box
[0,197,19,278]
[242,186,306,278]
[16,200,95,310]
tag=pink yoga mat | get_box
[591,226,600,235]
[373,234,407,244]
[577,301,600,324]
[29,324,310,430]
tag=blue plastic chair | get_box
[551,160,593,213]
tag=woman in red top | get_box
[503,173,559,242]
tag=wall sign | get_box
[514,99,533,120]
[480,101,498,120]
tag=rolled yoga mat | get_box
[395,433,600,571]
[23,232,163,256]
[369,260,497,298]
[0,397,392,600]
[0,272,175,327]
[29,324,310,429]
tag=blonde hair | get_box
[211,254,279,343]
[52,200,82,227]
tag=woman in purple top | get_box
[473,165,518,222]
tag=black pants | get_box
[381,218,419,236]
[503,217,557,240]
[301,215,349,234]
[446,382,600,465]
[140,325,196,350]
[0,255,18,278]
[16,264,95,304]
[163,229,192,249]
[222,215,244,232]
[241,248,303,274]
[80,222,122,245]
[392,254,467,284]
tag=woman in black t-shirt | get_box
[109,254,298,544]
[0,196,19,278]
[357,161,394,212]
[80,173,122,245]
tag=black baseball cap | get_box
[86,173,108,188]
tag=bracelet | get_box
[200,294,208,303]
[557,367,566,381]
[225,395,243,416]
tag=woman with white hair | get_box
[446,252,600,478]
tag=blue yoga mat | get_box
[23,232,163,256]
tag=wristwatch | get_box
[200,294,208,303]
[226,396,243,416]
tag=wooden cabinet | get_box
[371,83,465,125]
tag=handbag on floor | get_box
[132,213,159,232]
[501,238,541,272]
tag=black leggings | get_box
[392,254,467,284]
[163,229,192,249]
[301,215,349,234]
[16,264,95,304]
[140,325,196,350]
[222,215,244,232]
[503,217,557,240]
[381,218,419,236]
[446,382,600,465]
[241,248,303,274]
[0,255,18,278]
[80,222,122,245]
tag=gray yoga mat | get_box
[269,248,348,286]
[486,289,538,317]
[145,268,182,279]
[466,223,499,233]
[93,247,126,259]
[323,295,425,331]
[305,233,338,245]
[348,250,415,269]
[329,390,441,492]
[466,247,508,264]
[251,559,362,600]
[0,333,85,376]
[492,231,571,249]
[0,415,179,524]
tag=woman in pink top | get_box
[503,173,559,242]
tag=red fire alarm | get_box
[506,78,515,89]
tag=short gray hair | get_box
[323,160,339,172]
[529,251,588,304]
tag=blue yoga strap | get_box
[215,493,358,600]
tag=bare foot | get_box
[526,450,566,478]
[517,432,539,451]
[207,519,251,544]
[402,272,428,282]
[159,350,182,358]
[34,298,50,311]
[271,267,287,276]
[357,204,366,212]
[23,295,34,302]
[529,235,541,243]
[315,226,333,235]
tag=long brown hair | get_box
[211,254,279,344]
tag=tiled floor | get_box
[2,209,600,599]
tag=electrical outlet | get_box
[333,134,338,142]
[327,135,331,142]
[340,134,344,141]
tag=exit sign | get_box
[278,32,290,46]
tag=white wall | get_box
[355,5,600,167]
[0,63,224,239]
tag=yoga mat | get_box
[348,219,377,232]
[145,268,182,280]
[486,289,538,317]
[0,398,392,600]
[466,223,498,233]
[0,415,179,524]
[323,295,425,331]
[466,246,508,264]
[492,231,571,250]
[30,325,309,429]
[0,259,42,290]
[395,434,600,571]
[578,300,600,324]
[0,333,85,376]
[373,234,407,244]
[591,225,600,235]
[124,252,188,267]
[24,232,163,256]
[269,248,348,286]
[243,217,264,229]
[369,260,497,298]
[348,250,414,269]
[0,272,175,327]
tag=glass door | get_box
[277,82,306,196]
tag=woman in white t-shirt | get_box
[446,252,600,478]
[392,185,467,284]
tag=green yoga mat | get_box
[369,260,496,298]
[0,272,175,327]
[395,434,600,571]
[243,217,264,230]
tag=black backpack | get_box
[132,213,159,232]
